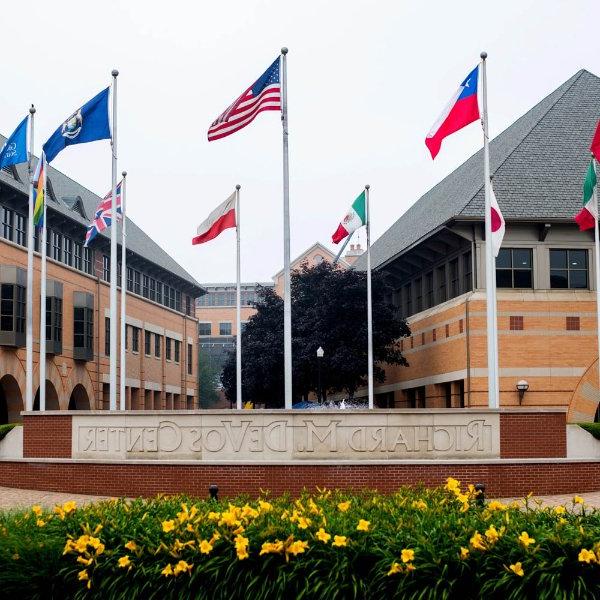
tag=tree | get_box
[198,346,223,408]
[222,261,410,407]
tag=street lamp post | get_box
[316,346,324,404]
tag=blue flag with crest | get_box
[43,87,111,163]
[0,116,28,169]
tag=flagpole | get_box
[281,47,293,409]
[235,184,242,410]
[333,234,352,265]
[120,171,127,411]
[25,106,35,412]
[481,51,499,409]
[365,185,374,409]
[109,69,119,411]
[593,158,600,402]
[39,165,47,411]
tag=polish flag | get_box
[490,182,505,257]
[192,192,237,245]
[425,66,480,159]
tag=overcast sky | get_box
[1,0,599,284]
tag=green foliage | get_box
[579,422,600,440]
[1,482,600,599]
[0,423,18,441]
[198,346,221,408]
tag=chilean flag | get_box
[425,66,480,159]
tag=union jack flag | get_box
[84,181,123,246]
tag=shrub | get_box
[0,423,17,442]
[579,422,600,440]
[0,480,599,599]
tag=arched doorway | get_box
[33,381,60,411]
[68,384,91,410]
[0,374,24,424]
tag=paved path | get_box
[1,486,600,511]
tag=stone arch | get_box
[568,357,600,423]
[0,351,26,407]
[65,365,95,411]
[33,380,60,411]
[68,384,91,410]
[33,360,65,409]
[0,374,24,423]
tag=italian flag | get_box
[575,160,598,231]
[332,191,366,244]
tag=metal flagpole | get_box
[593,158,600,401]
[235,184,242,410]
[25,105,35,412]
[109,69,119,411]
[365,185,374,409]
[39,162,47,411]
[333,234,352,265]
[119,171,127,410]
[480,51,499,409]
[281,47,293,409]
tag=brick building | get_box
[354,69,600,421]
[0,150,203,423]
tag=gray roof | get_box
[0,143,202,293]
[357,69,600,271]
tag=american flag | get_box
[84,181,123,246]
[208,57,281,141]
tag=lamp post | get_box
[317,346,324,403]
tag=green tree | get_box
[222,261,410,407]
[198,346,222,408]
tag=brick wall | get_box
[500,412,566,458]
[23,415,72,458]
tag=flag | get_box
[84,181,123,246]
[575,160,598,231]
[425,66,480,159]
[43,87,111,163]
[207,57,281,141]
[490,182,505,257]
[332,191,366,244]
[32,153,46,227]
[0,116,28,170]
[591,121,600,162]
[192,192,236,244]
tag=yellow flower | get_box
[219,510,241,528]
[199,540,213,554]
[235,534,250,560]
[94,543,105,556]
[260,540,284,555]
[412,499,427,511]
[32,505,43,517]
[210,531,221,543]
[470,531,486,551]
[356,519,370,532]
[405,563,416,572]
[518,531,535,548]
[186,523,194,533]
[445,477,460,493]
[161,564,173,577]
[287,540,308,556]
[77,556,93,566]
[316,528,331,543]
[579,548,597,564]
[241,504,259,519]
[173,560,193,575]
[73,535,89,554]
[487,500,507,512]
[574,496,585,505]
[36,519,46,528]
[460,547,469,560]
[401,549,415,563]
[207,511,220,522]
[162,520,175,533]
[124,541,137,552]
[456,493,469,505]
[297,516,311,530]
[332,535,347,547]
[78,569,89,581]
[337,501,351,513]
[118,556,131,568]
[258,500,273,513]
[554,505,566,515]
[62,501,77,514]
[509,562,524,577]
[485,525,501,544]
[387,562,402,576]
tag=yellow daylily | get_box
[260,541,284,555]
[518,531,535,548]
[78,570,89,581]
[337,501,351,513]
[316,528,331,543]
[162,520,175,533]
[297,516,311,530]
[401,549,415,563]
[487,500,507,512]
[124,541,137,552]
[509,562,524,577]
[173,560,193,576]
[412,499,427,511]
[199,540,213,554]
[387,562,402,576]
[357,519,370,532]
[287,540,308,556]
[554,506,566,515]
[574,496,585,505]
[32,505,43,517]
[470,531,486,551]
[484,525,501,544]
[332,535,347,547]
[117,556,131,568]
[62,501,77,514]
[460,547,469,560]
[161,564,173,577]
[36,519,46,528]
[258,500,273,513]
[77,556,93,566]
[445,477,460,493]
[579,548,597,564]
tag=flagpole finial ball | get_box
[112,69,119,77]
[281,47,288,55]
[29,105,36,115]
[365,184,370,190]
[236,184,241,190]
[122,171,127,177]
[480,51,487,60]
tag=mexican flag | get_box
[575,160,598,231]
[332,191,366,244]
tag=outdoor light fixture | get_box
[317,346,324,358]
[516,380,529,404]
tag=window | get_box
[199,322,211,336]
[185,295,192,316]
[73,242,82,271]
[125,325,128,350]
[145,330,151,356]
[46,296,62,350]
[83,247,92,274]
[219,322,232,336]
[2,207,13,241]
[170,287,176,309]
[103,255,110,281]
[187,344,193,375]
[0,282,25,337]
[425,272,434,309]
[73,292,94,361]
[155,334,161,358]
[127,267,134,292]
[64,237,73,266]
[51,230,62,262]
[496,248,533,288]
[134,270,141,295]
[156,282,163,305]
[404,283,412,317]
[414,278,422,313]
[449,258,459,298]
[174,340,180,363]
[166,337,172,360]
[437,265,447,304]
[550,249,588,289]
[105,317,110,356]
[149,278,156,302]
[142,275,149,298]
[463,251,472,293]
[131,326,140,353]
[15,214,26,247]
[175,290,182,312]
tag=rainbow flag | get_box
[33,152,46,227]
